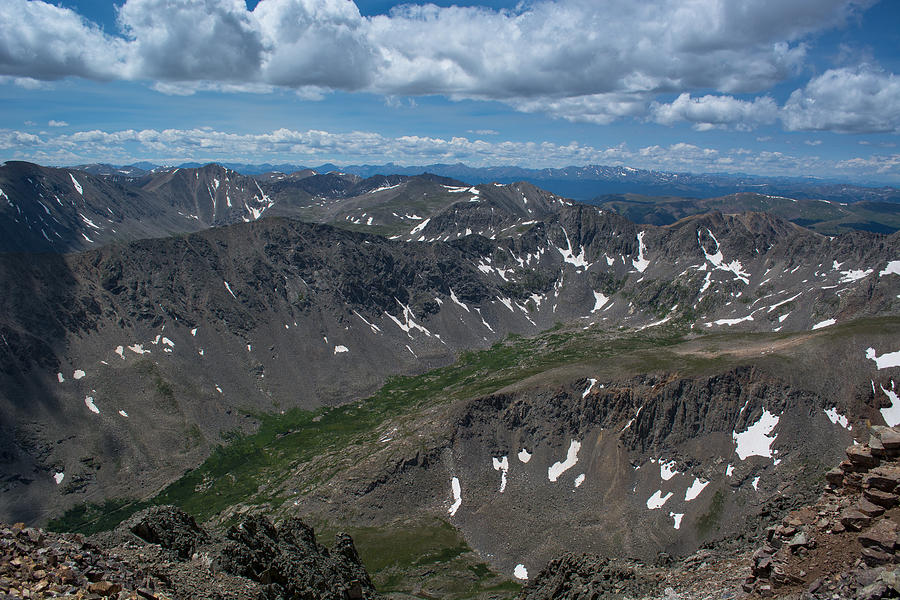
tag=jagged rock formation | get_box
[0,506,379,600]
[124,506,210,560]
[220,515,378,600]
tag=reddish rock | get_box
[873,426,900,451]
[858,519,898,552]
[863,487,898,508]
[825,468,845,486]
[840,509,873,531]
[857,498,886,517]
[847,445,879,469]
[860,546,894,566]
[865,466,900,492]
[88,580,123,597]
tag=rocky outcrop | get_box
[514,553,659,600]
[1,506,379,600]
[124,506,210,560]
[220,515,378,600]
[744,426,900,599]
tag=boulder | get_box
[859,520,898,553]
[124,506,210,560]
[840,509,873,531]
[863,487,898,508]
[865,465,900,492]
[825,468,845,486]
[861,546,894,567]
[872,427,900,451]
[847,446,879,469]
[856,498,886,518]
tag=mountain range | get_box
[70,160,900,204]
[1,160,899,598]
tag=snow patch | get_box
[880,261,900,277]
[449,288,470,312]
[574,473,585,488]
[448,477,462,516]
[69,173,83,195]
[492,456,509,493]
[410,218,430,236]
[84,396,99,414]
[733,409,780,460]
[684,478,709,501]
[879,386,900,427]
[353,310,382,334]
[659,460,679,481]
[670,512,684,529]
[591,292,609,313]
[514,564,528,580]
[812,318,836,330]
[707,315,754,327]
[548,440,581,482]
[53,472,64,485]
[224,280,237,299]
[699,229,749,284]
[517,448,532,463]
[118,410,128,417]
[646,490,674,509]
[632,231,650,272]
[115,346,125,360]
[128,344,149,355]
[867,348,900,370]
[334,345,349,354]
[839,268,873,283]
[557,228,589,269]
[73,369,85,380]
[751,476,761,490]
[824,407,850,430]
[582,378,597,398]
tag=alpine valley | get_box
[2,160,900,599]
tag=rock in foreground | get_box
[2,506,380,600]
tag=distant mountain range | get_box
[70,161,900,205]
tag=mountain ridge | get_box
[67,160,900,204]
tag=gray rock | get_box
[123,506,209,560]
[219,515,379,600]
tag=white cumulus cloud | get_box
[651,94,779,130]
[782,65,900,133]
[0,0,884,133]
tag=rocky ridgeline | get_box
[744,426,900,599]
[1,507,379,600]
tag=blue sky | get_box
[1,0,899,183]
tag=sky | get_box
[0,0,899,183]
